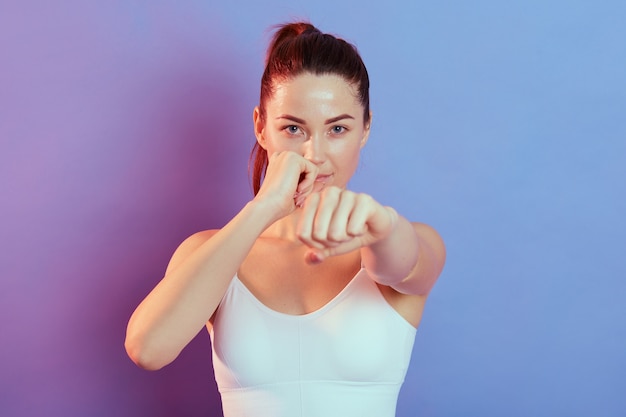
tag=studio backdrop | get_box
[1,1,624,416]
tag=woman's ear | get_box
[360,111,373,148]
[253,106,267,149]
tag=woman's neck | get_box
[260,208,304,241]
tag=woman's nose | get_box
[303,135,325,164]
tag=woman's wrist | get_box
[246,197,286,229]
[383,206,399,238]
[362,211,421,286]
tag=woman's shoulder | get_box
[187,228,220,242]
[164,229,220,275]
[177,229,220,250]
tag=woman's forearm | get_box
[361,214,445,295]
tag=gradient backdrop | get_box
[1,1,624,416]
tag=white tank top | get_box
[209,268,417,417]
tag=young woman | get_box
[126,22,446,417]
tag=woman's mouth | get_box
[312,174,333,192]
[314,174,333,184]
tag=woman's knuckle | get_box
[328,228,343,242]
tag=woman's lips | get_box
[314,174,333,183]
[312,174,333,192]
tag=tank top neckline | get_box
[232,267,366,321]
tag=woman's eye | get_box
[284,125,301,135]
[331,126,346,134]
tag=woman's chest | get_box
[237,241,361,316]
[211,267,417,389]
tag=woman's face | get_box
[254,72,371,192]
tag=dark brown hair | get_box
[250,22,370,195]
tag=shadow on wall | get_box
[1,6,255,416]
[111,69,251,415]
[69,54,251,415]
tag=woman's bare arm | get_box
[361,214,446,296]
[124,199,277,370]
[125,152,320,370]
[295,188,445,297]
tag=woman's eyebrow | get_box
[325,114,354,124]
[276,115,306,124]
[276,114,355,125]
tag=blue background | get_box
[1,1,624,416]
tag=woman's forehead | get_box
[268,73,362,112]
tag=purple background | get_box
[1,1,625,416]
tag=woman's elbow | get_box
[124,332,175,371]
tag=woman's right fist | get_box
[254,151,319,219]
